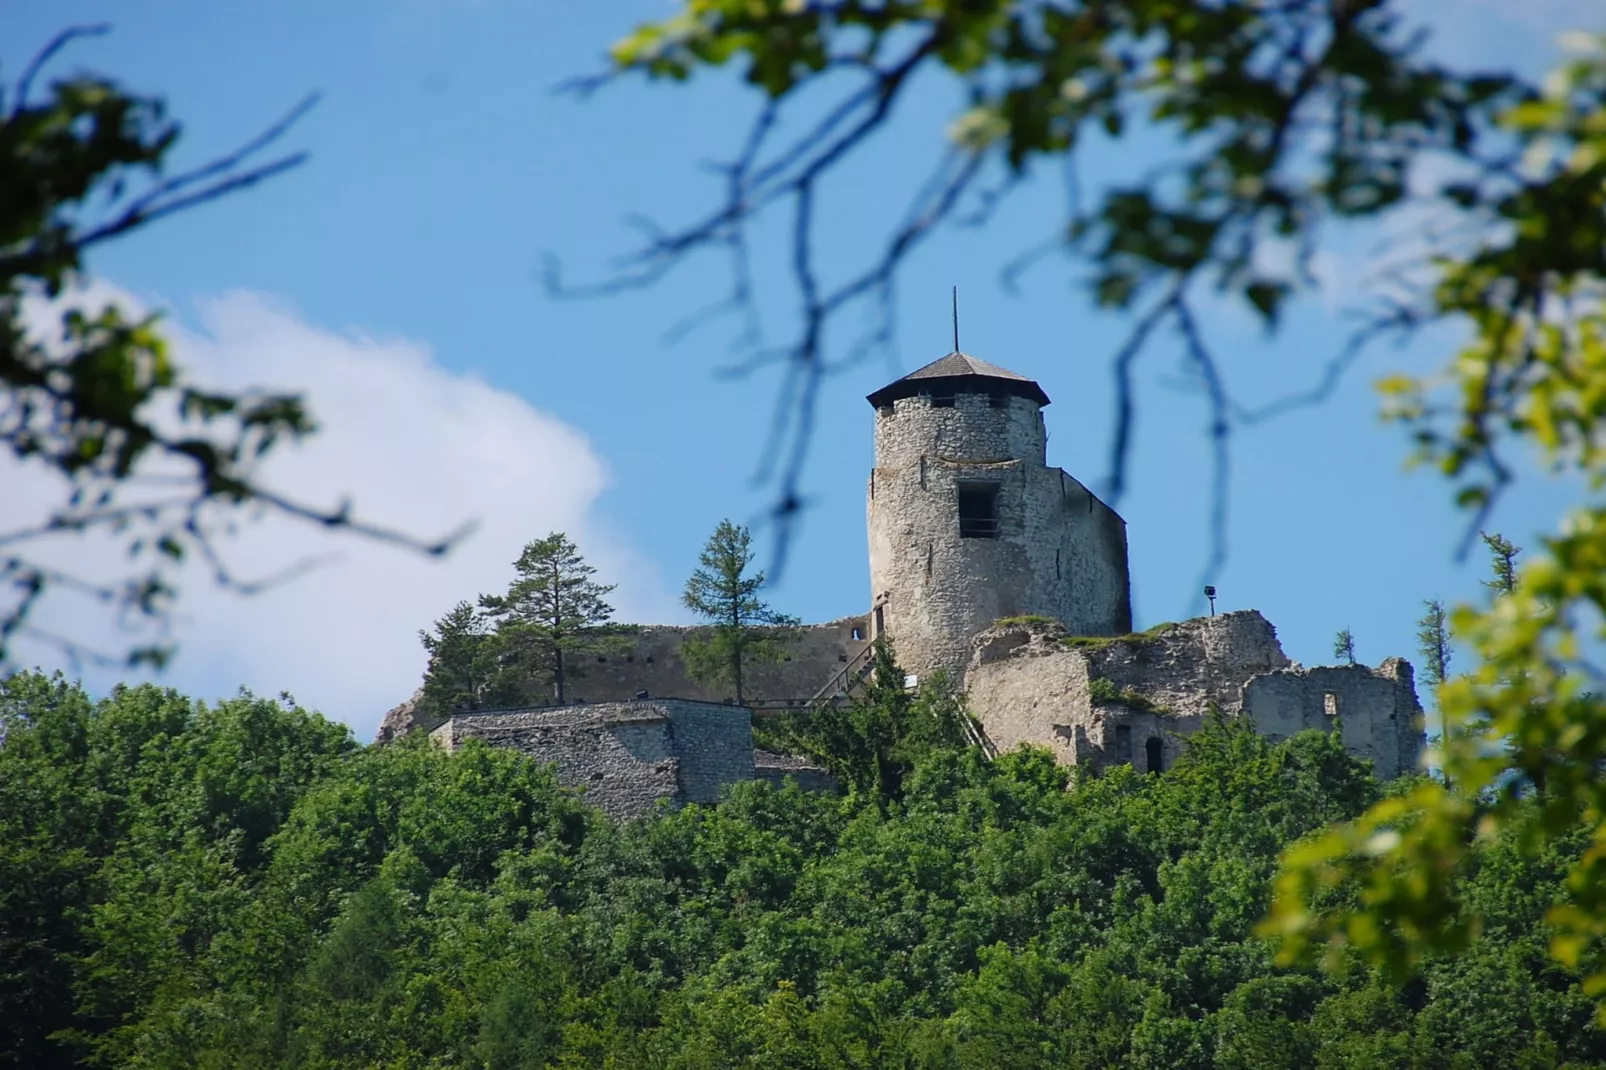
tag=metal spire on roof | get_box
[952,285,959,353]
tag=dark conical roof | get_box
[865,351,1050,408]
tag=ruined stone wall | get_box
[1243,659,1424,779]
[499,617,870,708]
[431,699,756,818]
[754,750,840,793]
[432,705,681,818]
[963,611,1424,780]
[867,390,1131,683]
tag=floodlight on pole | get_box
[1204,585,1217,616]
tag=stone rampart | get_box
[431,699,758,818]
[499,616,871,708]
[963,611,1424,779]
[432,705,680,818]
[381,618,872,743]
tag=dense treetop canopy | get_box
[4,668,1604,1069]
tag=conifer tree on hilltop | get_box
[1332,628,1357,666]
[480,532,619,705]
[1479,531,1522,597]
[1415,599,1452,690]
[681,520,799,705]
[417,600,495,719]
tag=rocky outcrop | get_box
[374,688,434,744]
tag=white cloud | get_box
[7,283,674,738]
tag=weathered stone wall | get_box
[432,705,681,818]
[660,700,759,804]
[754,750,840,793]
[873,390,1047,468]
[867,390,1131,682]
[497,617,871,708]
[1243,659,1424,779]
[430,699,843,816]
[963,611,1424,780]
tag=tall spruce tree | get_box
[1415,599,1452,689]
[480,533,617,704]
[417,601,495,718]
[1332,628,1357,666]
[1479,532,1522,596]
[680,520,799,704]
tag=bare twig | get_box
[11,23,109,115]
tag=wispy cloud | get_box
[8,283,674,737]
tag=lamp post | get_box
[1204,585,1217,616]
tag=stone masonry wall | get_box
[873,390,1047,468]
[431,699,757,818]
[658,699,759,804]
[963,611,1424,779]
[867,390,1130,683]
[432,706,680,818]
[1242,659,1424,779]
[496,617,871,708]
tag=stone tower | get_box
[865,351,1132,682]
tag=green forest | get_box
[4,665,1602,1070]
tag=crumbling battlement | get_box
[964,611,1423,778]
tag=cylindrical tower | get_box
[865,351,1132,683]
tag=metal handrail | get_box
[803,642,878,710]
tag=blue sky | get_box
[4,0,1598,736]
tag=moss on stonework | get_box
[994,615,1062,628]
[1061,620,1180,650]
[1088,676,1171,715]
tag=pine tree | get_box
[417,601,495,718]
[1332,628,1356,666]
[480,533,618,704]
[680,520,799,704]
[771,638,971,804]
[1480,531,1522,596]
[1415,599,1452,689]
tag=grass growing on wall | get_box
[1089,676,1171,714]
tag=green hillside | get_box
[2,669,1600,1069]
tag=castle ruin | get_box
[390,349,1425,816]
[866,352,1131,681]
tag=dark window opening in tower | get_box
[958,482,1000,538]
[988,391,1008,409]
[930,391,956,408]
[1145,736,1164,774]
[1115,724,1132,762]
